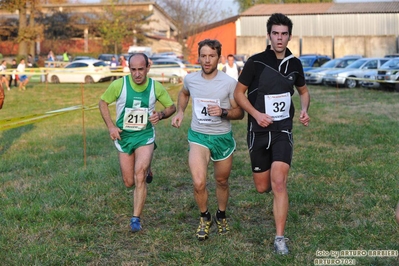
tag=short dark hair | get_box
[267,13,293,36]
[128,53,149,67]
[197,39,222,57]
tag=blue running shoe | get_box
[130,217,142,232]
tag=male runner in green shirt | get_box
[99,53,176,232]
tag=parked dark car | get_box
[98,54,119,66]
[299,54,331,72]
[73,56,96,61]
[384,54,399,58]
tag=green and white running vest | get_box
[115,76,156,132]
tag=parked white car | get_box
[47,59,112,83]
[376,58,399,92]
[360,69,380,89]
[324,58,389,88]
[305,56,362,85]
[148,59,188,84]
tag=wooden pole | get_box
[81,83,87,168]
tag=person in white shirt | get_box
[222,54,241,81]
[217,55,226,71]
[17,58,29,90]
[0,60,10,91]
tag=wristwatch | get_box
[221,108,228,118]
[159,111,165,120]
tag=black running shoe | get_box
[146,170,153,184]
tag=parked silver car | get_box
[323,58,389,88]
[305,56,362,85]
[148,59,188,84]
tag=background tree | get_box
[0,17,19,41]
[0,1,44,58]
[0,0,29,57]
[0,0,69,57]
[38,10,85,40]
[158,0,232,59]
[0,17,19,55]
[92,3,151,54]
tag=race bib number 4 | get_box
[123,107,148,131]
[194,98,222,124]
[264,92,291,121]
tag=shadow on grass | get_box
[0,124,34,156]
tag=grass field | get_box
[1,80,399,265]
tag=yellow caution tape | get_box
[0,103,100,131]
[0,111,65,131]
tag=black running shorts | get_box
[247,130,293,173]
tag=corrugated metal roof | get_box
[241,2,399,16]
[327,2,399,13]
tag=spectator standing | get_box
[27,54,34,67]
[17,59,29,91]
[120,55,129,73]
[36,56,46,83]
[222,54,241,81]
[63,50,69,62]
[0,60,10,91]
[217,55,226,70]
[110,56,119,69]
[47,50,55,67]
[110,56,120,81]
[8,59,17,88]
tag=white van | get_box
[127,46,152,57]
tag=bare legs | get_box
[253,161,289,236]
[118,144,154,217]
[188,143,232,214]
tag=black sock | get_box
[216,209,226,219]
[201,210,211,220]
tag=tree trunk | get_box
[29,8,35,58]
[18,4,28,56]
